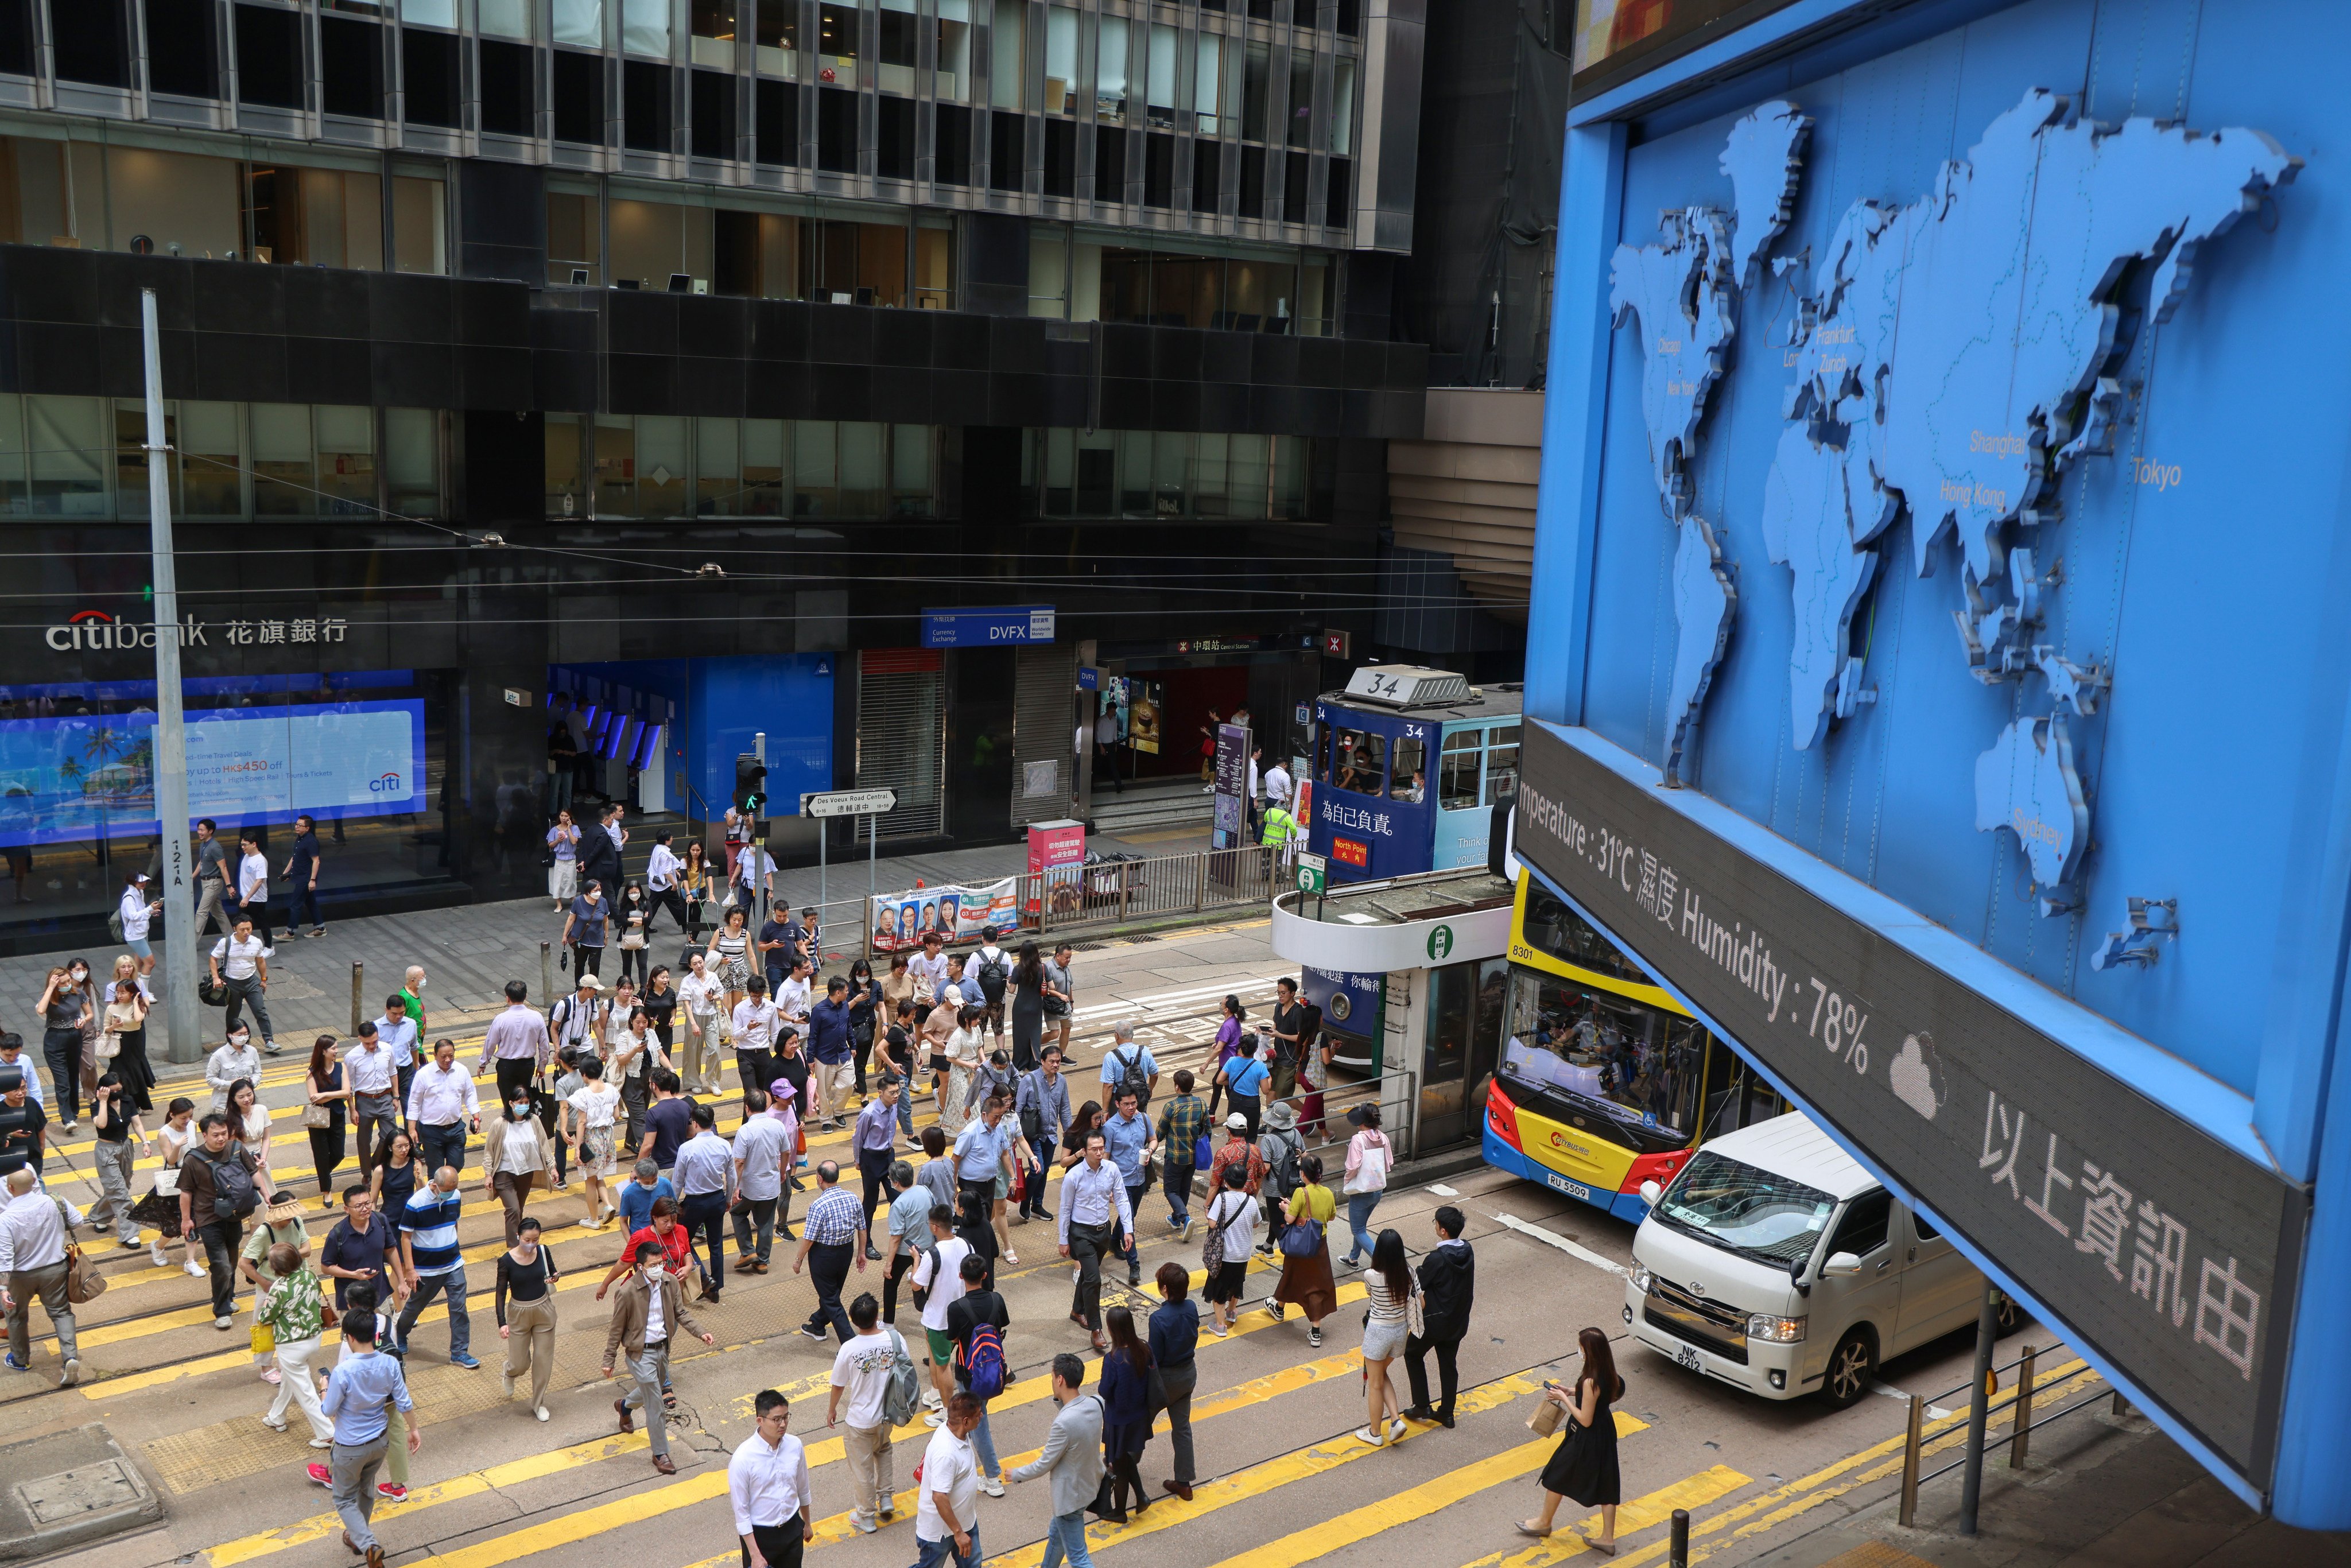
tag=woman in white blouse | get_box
[677,952,729,1096]
[938,1004,987,1138]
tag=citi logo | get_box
[369,773,402,793]
[45,611,208,651]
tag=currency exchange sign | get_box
[1514,720,2303,1493]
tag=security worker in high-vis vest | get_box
[1260,802,1299,848]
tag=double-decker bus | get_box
[1481,873,1789,1222]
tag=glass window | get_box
[1502,968,1706,1135]
[547,188,599,284]
[401,0,455,24]
[1286,55,1313,146]
[818,1,858,86]
[1388,734,1424,801]
[1650,1149,1836,1267]
[990,0,1025,108]
[1194,33,1223,135]
[891,424,932,516]
[1029,227,1066,317]
[106,146,242,261]
[543,412,585,517]
[689,0,734,68]
[741,417,786,515]
[756,0,798,71]
[1096,16,1128,122]
[935,0,969,99]
[249,402,313,517]
[695,416,738,515]
[1227,430,1268,520]
[1484,723,1520,804]
[914,222,953,308]
[181,401,242,517]
[1040,426,1073,514]
[1153,430,1189,516]
[0,394,18,513]
[113,401,178,519]
[1074,427,1114,513]
[593,413,634,516]
[1193,432,1227,517]
[1241,42,1270,141]
[1273,432,1305,519]
[839,420,885,512]
[1330,728,1383,795]
[387,404,439,515]
[1145,24,1177,126]
[480,0,534,38]
[1520,886,1649,983]
[1438,730,1481,809]
[635,414,688,518]
[1827,1191,1894,1259]
[1043,5,1077,112]
[879,0,919,94]
[391,173,445,274]
[1330,58,1355,154]
[1115,428,1150,515]
[553,0,602,48]
[315,403,376,515]
[622,0,669,55]
[793,419,836,515]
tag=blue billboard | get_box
[1522,0,2351,1525]
[921,606,1057,647]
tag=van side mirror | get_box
[1638,1179,1662,1206]
[1790,1254,1810,1297]
[1819,1251,1864,1279]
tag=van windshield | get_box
[1652,1150,1837,1268]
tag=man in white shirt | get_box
[912,1209,972,1419]
[406,1037,480,1176]
[1265,756,1294,809]
[776,960,814,1033]
[913,1392,986,1568]
[0,1166,83,1384]
[673,1103,737,1301]
[375,996,422,1117]
[730,1390,814,1568]
[731,977,782,1095]
[343,1021,399,1179]
[235,830,273,948]
[827,1293,903,1533]
[209,916,278,1057]
[732,841,777,920]
[908,933,952,1024]
[732,1090,790,1271]
[645,830,688,936]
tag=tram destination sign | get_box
[1514,721,2302,1493]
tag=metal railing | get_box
[1896,1344,2109,1526]
[1024,845,1288,934]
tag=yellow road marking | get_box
[1469,1466,1756,1567]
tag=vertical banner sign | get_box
[1211,722,1251,849]
[1512,721,2302,1493]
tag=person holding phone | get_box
[1518,1327,1625,1553]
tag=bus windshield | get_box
[1500,968,1704,1135]
[1651,1149,1836,1267]
[1519,888,1651,984]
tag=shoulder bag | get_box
[1201,1193,1243,1271]
[58,1201,106,1306]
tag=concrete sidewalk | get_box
[0,821,1212,1070]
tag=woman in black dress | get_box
[1007,942,1046,1073]
[1520,1326,1624,1554]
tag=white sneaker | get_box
[59,1358,79,1388]
[151,1244,170,1267]
[981,1475,1005,1499]
[924,1410,946,1427]
[185,1259,207,1278]
[535,1406,551,1422]
[1355,1426,1383,1447]
[501,1369,515,1398]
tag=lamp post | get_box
[141,288,201,1065]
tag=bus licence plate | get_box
[1543,1171,1591,1202]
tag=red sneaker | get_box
[307,1462,333,1488]
[377,1484,408,1504]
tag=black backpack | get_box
[1110,1044,1150,1107]
[976,950,1010,1004]
[208,1148,261,1220]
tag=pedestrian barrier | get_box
[1895,1346,2106,1526]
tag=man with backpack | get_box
[1255,1101,1307,1255]
[179,1109,268,1328]
[945,1252,1010,1500]
[971,927,1012,1045]
[828,1290,915,1534]
[1098,1020,1158,1112]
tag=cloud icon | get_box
[1889,1033,1942,1121]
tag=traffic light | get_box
[734,753,768,816]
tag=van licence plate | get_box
[1673,1344,1703,1371]
[1543,1171,1591,1202]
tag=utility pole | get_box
[142,289,200,1065]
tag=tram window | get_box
[1522,888,1650,983]
[1500,968,1704,1134]
[1439,730,1482,810]
[1390,735,1425,801]
[1313,720,1330,783]
[1484,724,1520,805]
[1332,729,1386,795]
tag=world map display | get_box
[1610,90,2296,909]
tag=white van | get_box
[1621,1112,2018,1406]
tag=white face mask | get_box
[229,1033,251,1050]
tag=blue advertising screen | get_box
[0,700,426,847]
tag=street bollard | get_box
[1669,1507,1689,1567]
[540,941,553,1010]
[1958,1286,2000,1535]
[1898,1392,1924,1527]
[2011,1344,2036,1468]
[350,960,363,1036]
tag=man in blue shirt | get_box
[808,977,857,1131]
[1014,1048,1073,1223]
[1101,1090,1152,1288]
[320,1309,418,1567]
[951,1096,1017,1221]
[615,1157,676,1236]
[1099,1022,1158,1111]
[393,1165,478,1368]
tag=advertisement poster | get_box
[0,700,425,848]
[869,876,1022,952]
[1211,721,1250,848]
[1099,679,1130,742]
[1128,681,1163,754]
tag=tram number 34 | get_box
[1805,979,1869,1074]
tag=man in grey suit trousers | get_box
[1005,1352,1105,1568]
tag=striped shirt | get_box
[803,1184,866,1246]
[399,1181,465,1276]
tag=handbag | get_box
[1192,1132,1213,1170]
[1345,1134,1390,1194]
[250,1320,276,1356]
[1527,1392,1565,1438]
[302,1096,334,1130]
[58,1202,106,1305]
[1406,1279,1426,1340]
[1202,1193,1242,1270]
[1278,1216,1323,1258]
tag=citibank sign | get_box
[44,610,208,651]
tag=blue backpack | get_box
[961,1321,1008,1399]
